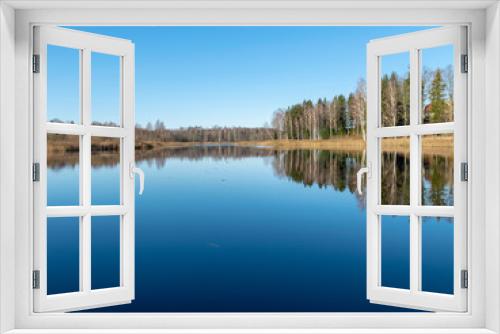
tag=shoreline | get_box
[47,135,454,157]
[135,135,453,156]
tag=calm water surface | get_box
[46,145,453,312]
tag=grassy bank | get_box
[236,135,453,156]
[47,134,453,157]
[235,136,366,150]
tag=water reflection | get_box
[381,151,410,205]
[47,144,454,207]
[47,143,454,311]
[422,154,453,206]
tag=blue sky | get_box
[48,26,451,128]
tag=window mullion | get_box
[119,55,125,287]
[409,47,421,293]
[80,48,92,293]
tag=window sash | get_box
[33,26,136,313]
[365,26,468,312]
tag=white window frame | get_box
[365,26,468,312]
[1,1,499,333]
[32,26,136,312]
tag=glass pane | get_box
[380,52,410,127]
[422,134,454,206]
[381,215,410,289]
[420,45,454,124]
[47,134,80,206]
[91,137,121,205]
[47,217,80,295]
[422,216,454,294]
[47,45,80,124]
[380,137,410,205]
[92,52,121,127]
[91,216,120,290]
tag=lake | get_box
[46,145,454,312]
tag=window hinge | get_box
[32,270,40,289]
[33,162,40,182]
[461,269,468,289]
[32,54,40,73]
[461,162,468,182]
[461,54,468,73]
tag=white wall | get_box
[0,2,16,333]
[485,2,500,333]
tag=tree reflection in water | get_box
[381,151,410,205]
[47,144,453,208]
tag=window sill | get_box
[3,329,497,334]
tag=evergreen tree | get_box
[337,95,347,134]
[289,104,304,139]
[429,69,447,123]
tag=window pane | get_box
[380,137,410,205]
[91,216,121,290]
[421,134,454,206]
[47,134,80,206]
[91,137,121,205]
[381,215,410,289]
[47,45,80,124]
[47,217,80,295]
[422,217,454,294]
[92,52,121,127]
[420,45,454,124]
[380,52,410,127]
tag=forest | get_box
[48,66,453,153]
[270,65,453,141]
[132,66,453,145]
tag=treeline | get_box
[49,66,452,143]
[271,66,453,142]
[48,120,277,143]
[136,121,277,143]
[271,79,367,141]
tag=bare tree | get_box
[271,109,285,140]
[352,78,367,141]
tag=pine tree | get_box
[429,69,447,123]
[337,95,347,134]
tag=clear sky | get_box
[49,26,451,129]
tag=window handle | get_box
[130,163,145,195]
[356,163,371,195]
